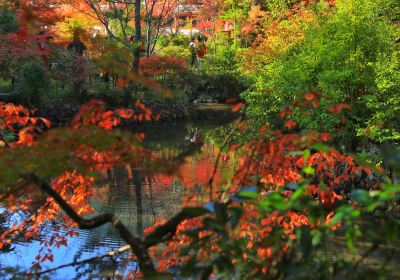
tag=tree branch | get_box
[26,173,210,278]
[27,174,159,278]
[144,210,202,247]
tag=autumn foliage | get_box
[1,0,399,278]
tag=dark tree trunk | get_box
[124,0,142,107]
[133,0,142,73]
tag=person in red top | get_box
[196,35,207,58]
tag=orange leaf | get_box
[41,118,51,128]
[304,92,315,101]
[116,78,126,88]
[311,100,319,108]
[115,109,133,119]
[134,99,141,108]
[231,103,244,112]
[284,120,297,129]
[136,133,145,142]
[102,111,114,119]
[229,144,240,150]
[17,27,28,41]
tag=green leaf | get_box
[232,186,259,201]
[349,189,372,206]
[311,229,322,246]
[238,191,260,199]
[289,186,305,203]
[331,212,345,225]
[260,193,286,211]
[311,143,330,152]
[303,166,315,175]
[288,151,303,156]
[303,149,311,161]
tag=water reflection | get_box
[0,114,236,279]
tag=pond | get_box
[0,105,239,279]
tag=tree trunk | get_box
[133,0,142,73]
[125,0,142,107]
[146,20,152,57]
[233,0,237,47]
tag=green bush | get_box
[15,61,48,105]
[159,45,191,59]
[0,7,19,34]
[243,0,400,144]
[357,49,400,142]
[85,77,125,106]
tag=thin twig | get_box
[36,245,132,276]
[208,114,244,201]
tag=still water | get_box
[0,107,237,279]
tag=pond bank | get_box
[41,101,240,126]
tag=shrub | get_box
[15,61,48,106]
[159,45,191,59]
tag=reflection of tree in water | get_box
[68,120,233,277]
[94,164,184,237]
[70,252,138,280]
[62,159,185,278]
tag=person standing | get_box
[189,37,197,66]
[195,35,207,68]
[196,35,207,59]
